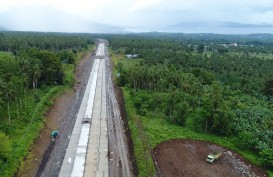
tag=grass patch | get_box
[110,48,143,81]
[249,53,273,60]
[63,64,75,86]
[195,51,273,60]
[123,89,155,177]
[0,51,12,57]
[110,48,143,66]
[229,51,273,60]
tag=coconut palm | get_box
[32,64,41,93]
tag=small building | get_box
[126,54,138,58]
[133,54,139,58]
[126,54,133,58]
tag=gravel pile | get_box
[208,145,260,177]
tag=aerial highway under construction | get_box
[37,41,132,177]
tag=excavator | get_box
[206,152,222,163]
[51,130,58,140]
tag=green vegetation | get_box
[123,88,263,175]
[123,89,155,176]
[1,31,273,176]
[0,32,95,176]
[109,33,273,176]
[0,85,65,176]
[0,31,94,52]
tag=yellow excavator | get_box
[206,152,222,163]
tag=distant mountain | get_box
[217,21,273,28]
[0,26,7,31]
[173,21,273,28]
[0,6,123,33]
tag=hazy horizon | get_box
[1,0,273,33]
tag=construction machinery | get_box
[206,152,222,163]
[51,130,58,140]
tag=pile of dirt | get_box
[153,139,268,177]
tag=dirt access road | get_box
[105,50,132,177]
[154,139,268,177]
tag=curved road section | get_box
[58,42,132,177]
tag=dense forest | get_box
[0,32,94,176]
[0,31,93,51]
[108,33,273,173]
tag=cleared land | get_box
[154,139,268,177]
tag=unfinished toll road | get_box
[34,41,133,177]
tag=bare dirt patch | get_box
[16,52,92,177]
[153,139,268,177]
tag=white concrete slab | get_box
[59,58,100,177]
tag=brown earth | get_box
[115,85,138,176]
[16,52,92,177]
[153,139,268,177]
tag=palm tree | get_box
[9,76,24,119]
[6,83,14,124]
[0,79,5,108]
[32,64,41,93]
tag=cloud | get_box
[1,0,273,31]
[129,0,162,12]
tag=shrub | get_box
[259,148,273,169]
[0,132,12,161]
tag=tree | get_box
[59,51,75,64]
[72,48,77,54]
[125,47,133,54]
[9,76,24,119]
[173,101,189,125]
[18,58,31,91]
[32,64,41,93]
[197,44,205,53]
[0,79,5,107]
[5,82,14,124]
[200,82,233,134]
[262,78,273,96]
[29,51,64,85]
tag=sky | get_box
[1,0,273,32]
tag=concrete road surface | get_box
[84,59,108,177]
[57,41,132,177]
[37,55,93,177]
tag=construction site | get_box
[153,139,268,177]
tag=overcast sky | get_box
[1,0,273,32]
